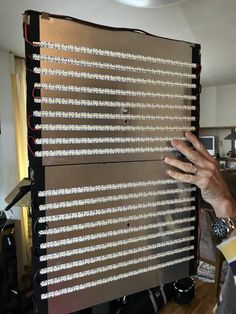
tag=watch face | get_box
[212,219,228,240]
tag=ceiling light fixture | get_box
[116,0,187,8]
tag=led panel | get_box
[24,10,200,314]
[31,161,197,314]
[24,10,200,167]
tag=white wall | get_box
[200,83,236,127]
[200,86,217,127]
[200,83,236,157]
[216,84,236,127]
[0,50,20,219]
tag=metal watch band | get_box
[212,217,236,240]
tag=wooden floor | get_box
[158,280,217,314]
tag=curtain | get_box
[10,54,30,281]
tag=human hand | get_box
[164,131,236,218]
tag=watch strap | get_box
[212,218,236,240]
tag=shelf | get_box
[200,126,236,129]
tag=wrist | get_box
[214,197,236,218]
[212,198,236,240]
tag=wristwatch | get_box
[212,217,236,240]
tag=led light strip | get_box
[34,83,196,100]
[40,245,194,287]
[32,54,196,78]
[38,202,195,223]
[33,110,195,122]
[35,97,196,111]
[38,211,195,235]
[34,41,197,68]
[35,123,195,132]
[33,67,196,89]
[39,187,196,211]
[39,225,195,261]
[35,146,175,157]
[41,255,194,299]
[40,236,194,275]
[38,178,178,197]
[40,216,195,249]
[35,136,186,145]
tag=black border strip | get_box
[189,43,201,276]
[24,11,48,314]
[31,167,48,314]
[24,10,42,167]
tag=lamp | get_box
[115,0,187,8]
[224,128,236,157]
[0,179,31,232]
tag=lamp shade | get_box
[224,131,236,140]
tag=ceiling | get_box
[0,0,235,86]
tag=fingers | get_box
[185,131,213,162]
[164,131,216,187]
[170,138,204,167]
[164,131,218,182]
[164,156,198,174]
[167,169,200,185]
[170,134,213,168]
